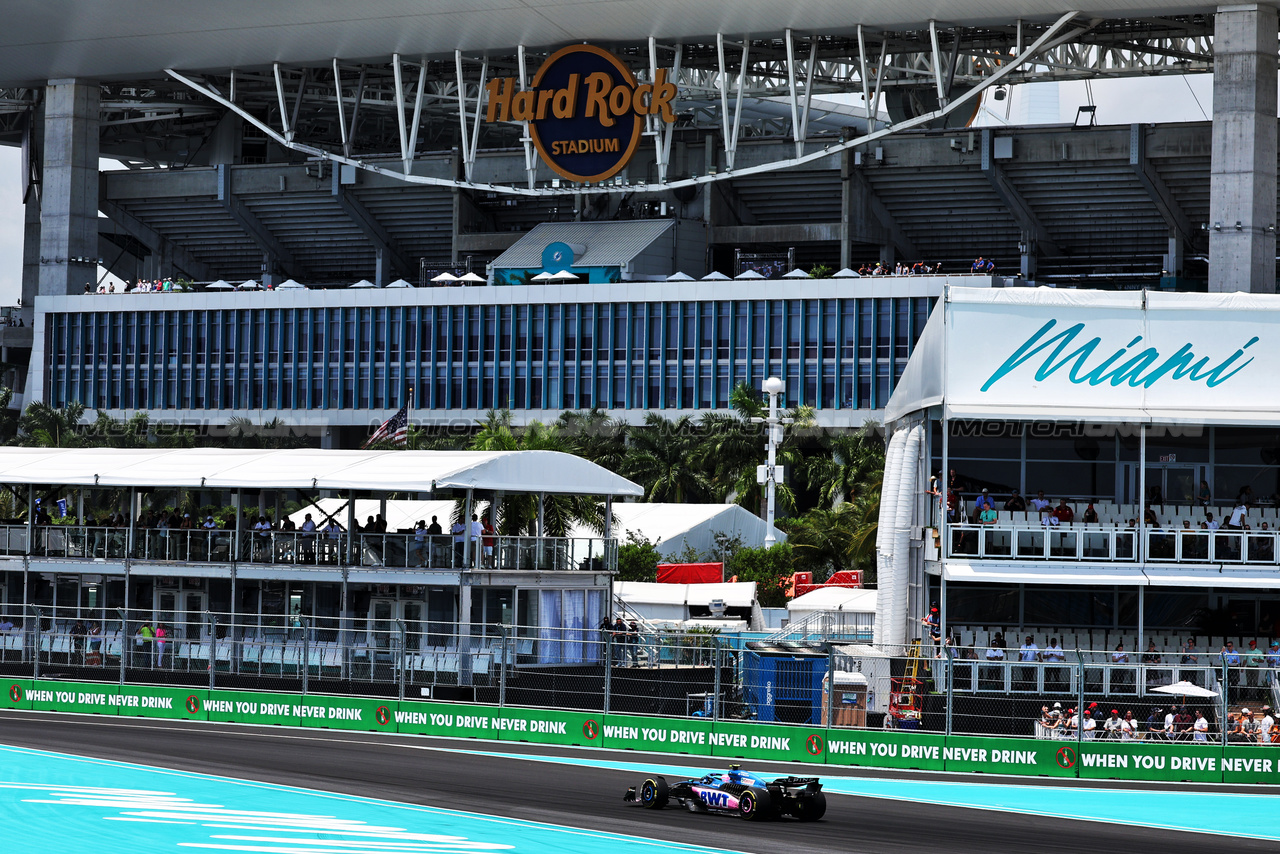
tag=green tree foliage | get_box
[616,531,662,582]
[18,401,88,447]
[726,542,794,608]
[621,412,714,503]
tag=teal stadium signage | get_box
[485,44,677,183]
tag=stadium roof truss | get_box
[116,14,1221,196]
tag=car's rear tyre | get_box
[737,786,773,821]
[793,791,826,821]
[639,776,668,809]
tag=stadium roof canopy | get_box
[0,448,643,496]
[1,0,1214,84]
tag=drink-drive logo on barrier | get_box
[485,44,677,183]
[8,684,21,703]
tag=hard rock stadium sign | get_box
[484,44,677,183]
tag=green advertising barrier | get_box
[941,734,1074,778]
[600,714,716,755]
[392,700,502,738]
[822,729,946,772]
[15,678,1280,786]
[498,706,602,748]
[1,679,30,710]
[291,695,394,732]
[1222,744,1280,784]
[707,719,825,765]
[205,690,302,727]
[1076,740,1222,783]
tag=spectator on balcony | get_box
[972,488,995,520]
[1223,641,1242,688]
[1175,705,1194,741]
[1111,642,1132,692]
[1143,505,1161,529]
[1266,642,1280,686]
[1103,710,1123,739]
[427,516,443,536]
[978,504,998,525]
[1082,503,1099,523]
[1244,640,1266,697]
[408,520,428,567]
[1228,501,1248,530]
[1198,479,1212,506]
[1030,490,1051,513]
[1261,705,1276,743]
[1052,499,1075,524]
[1004,488,1026,511]
[1238,485,1255,506]
[1205,512,1219,530]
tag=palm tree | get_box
[18,401,87,447]
[804,420,886,508]
[710,382,816,515]
[622,412,713,503]
[555,407,627,472]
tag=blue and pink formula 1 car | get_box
[624,765,826,821]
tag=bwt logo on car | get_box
[485,44,677,183]
[697,789,735,808]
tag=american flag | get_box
[363,404,409,448]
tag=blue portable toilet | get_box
[742,641,828,725]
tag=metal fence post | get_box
[115,608,127,687]
[603,625,612,715]
[1075,648,1085,748]
[499,623,508,709]
[944,644,955,736]
[28,605,42,681]
[207,612,217,692]
[394,618,406,702]
[301,618,310,696]
[712,637,721,722]
[825,643,835,731]
[1221,654,1230,746]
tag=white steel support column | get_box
[1209,3,1278,292]
[38,79,99,300]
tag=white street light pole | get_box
[753,376,792,547]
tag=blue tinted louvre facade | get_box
[37,280,944,424]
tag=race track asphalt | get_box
[0,710,1272,854]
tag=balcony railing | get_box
[946,523,1279,565]
[0,524,616,572]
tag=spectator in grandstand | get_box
[972,488,995,521]
[1228,501,1248,529]
[1144,707,1163,740]
[1204,511,1219,530]
[981,632,1005,690]
[979,504,998,525]
[1223,641,1242,688]
[1144,505,1161,528]
[1198,479,1212,506]
[972,257,985,272]
[1016,634,1039,690]
[1111,642,1132,692]
[1082,503,1099,523]
[1103,709,1123,739]
[1266,642,1280,687]
[451,518,467,564]
[1043,636,1066,690]
[1082,709,1097,739]
[1238,485,1255,506]
[1039,704,1059,735]
[426,516,443,536]
[1030,490,1051,513]
[921,605,941,650]
[482,517,496,568]
[1261,705,1277,743]
[408,520,428,567]
[1052,499,1075,524]
[1236,708,1261,743]
[1244,639,1266,697]
[69,619,87,654]
[1004,488,1026,511]
[1175,705,1194,741]
[1121,710,1137,740]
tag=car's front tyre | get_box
[638,776,668,809]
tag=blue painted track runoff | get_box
[0,744,747,854]
[428,745,1280,842]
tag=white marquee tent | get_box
[569,502,785,558]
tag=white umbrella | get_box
[276,279,305,289]
[734,269,766,280]
[701,271,731,281]
[1151,680,1219,699]
[530,271,555,282]
[207,280,234,290]
[349,279,376,289]
[430,272,459,283]
[459,272,486,283]
[666,271,695,281]
[832,268,860,278]
[237,279,261,290]
[550,270,578,282]
[386,278,413,288]
[782,268,811,279]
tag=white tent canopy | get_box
[0,448,643,496]
[567,502,784,558]
[788,587,877,621]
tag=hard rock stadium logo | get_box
[485,44,677,183]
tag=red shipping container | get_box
[656,562,724,584]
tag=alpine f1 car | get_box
[624,765,825,821]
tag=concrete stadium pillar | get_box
[38,79,100,300]
[1208,4,1278,293]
